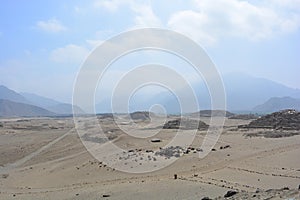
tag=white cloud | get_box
[167,0,300,45]
[94,0,127,12]
[94,0,162,27]
[131,3,162,27]
[36,18,67,33]
[50,44,89,64]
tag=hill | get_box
[253,96,300,113]
[0,85,30,104]
[240,109,300,130]
[0,99,55,117]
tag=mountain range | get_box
[95,73,300,114]
[0,85,84,117]
[1,73,300,117]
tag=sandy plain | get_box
[0,116,299,199]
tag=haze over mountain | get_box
[0,85,84,117]
[21,92,84,115]
[0,85,31,105]
[0,99,55,117]
[95,73,300,114]
[253,96,300,113]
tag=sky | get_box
[0,0,300,103]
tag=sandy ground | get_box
[0,116,299,199]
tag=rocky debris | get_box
[163,118,209,130]
[97,113,114,119]
[220,145,231,150]
[244,130,300,138]
[213,187,300,199]
[150,138,161,143]
[224,190,238,198]
[155,146,184,158]
[229,114,258,120]
[155,146,202,158]
[239,109,300,130]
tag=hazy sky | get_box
[0,0,299,103]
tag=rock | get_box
[224,190,238,198]
[150,138,161,143]
[103,194,110,197]
[201,197,212,200]
[174,174,177,179]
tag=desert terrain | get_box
[0,112,299,200]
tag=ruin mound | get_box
[240,109,300,130]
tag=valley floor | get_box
[0,117,299,199]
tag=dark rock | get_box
[150,138,161,143]
[201,197,212,200]
[224,190,238,198]
[103,194,110,197]
[174,174,177,179]
[282,187,289,190]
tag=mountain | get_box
[0,85,85,115]
[21,92,61,108]
[0,99,55,117]
[0,85,30,104]
[47,103,85,115]
[253,96,300,113]
[222,73,300,111]
[21,92,85,114]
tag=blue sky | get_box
[0,0,299,103]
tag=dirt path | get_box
[0,128,74,173]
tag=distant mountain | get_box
[21,92,61,108]
[94,73,300,114]
[124,73,300,113]
[0,85,30,104]
[0,99,55,117]
[47,103,85,115]
[253,96,300,113]
[0,85,85,116]
[21,92,84,114]
[222,73,300,111]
